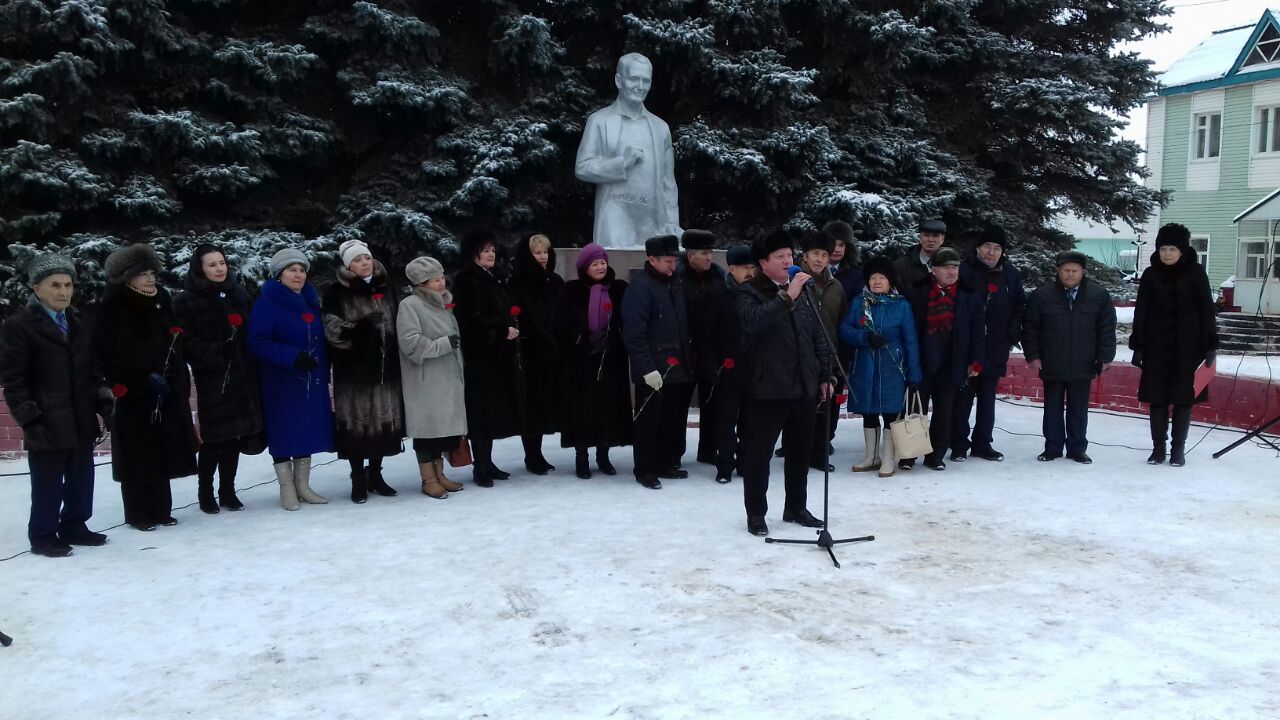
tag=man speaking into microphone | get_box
[737,228,834,537]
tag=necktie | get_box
[55,312,68,336]
[1067,288,1077,309]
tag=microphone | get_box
[788,265,820,305]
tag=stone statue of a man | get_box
[575,52,681,249]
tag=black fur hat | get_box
[1155,223,1192,253]
[104,243,163,285]
[753,228,795,261]
[460,227,499,262]
[799,229,835,254]
[644,234,681,257]
[680,229,716,251]
[863,256,899,290]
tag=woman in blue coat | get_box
[838,257,922,478]
[248,248,334,511]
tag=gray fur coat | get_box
[397,287,467,440]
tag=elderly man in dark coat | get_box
[0,254,112,557]
[622,234,694,489]
[674,229,727,465]
[1130,223,1218,467]
[893,219,948,291]
[737,229,834,537]
[1023,250,1117,464]
[711,244,756,484]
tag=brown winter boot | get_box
[434,459,463,492]
[419,461,448,499]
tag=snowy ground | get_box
[2,402,1278,719]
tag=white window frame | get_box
[1238,220,1277,279]
[1192,112,1222,160]
[1258,106,1280,154]
[1189,234,1210,266]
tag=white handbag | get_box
[890,390,932,459]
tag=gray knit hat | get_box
[406,256,444,285]
[27,253,76,286]
[269,247,310,277]
[104,243,163,284]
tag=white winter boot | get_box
[878,432,897,478]
[273,460,300,511]
[852,428,881,472]
[293,457,328,504]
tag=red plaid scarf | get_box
[926,282,956,335]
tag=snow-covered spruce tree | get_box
[2,0,1165,309]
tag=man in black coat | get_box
[674,229,727,465]
[1023,250,1117,464]
[952,226,1026,462]
[622,234,694,489]
[0,254,111,557]
[892,218,948,291]
[902,247,985,471]
[737,229,834,537]
[711,244,756,484]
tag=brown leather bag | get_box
[447,436,473,468]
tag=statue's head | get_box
[614,53,653,106]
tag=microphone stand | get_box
[766,276,875,568]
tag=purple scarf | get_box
[588,283,611,333]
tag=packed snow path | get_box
[2,403,1276,719]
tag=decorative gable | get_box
[1244,23,1280,68]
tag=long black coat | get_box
[0,296,107,451]
[677,257,727,382]
[737,273,833,401]
[959,255,1026,378]
[559,268,632,449]
[713,276,748,393]
[1130,253,1218,406]
[1023,277,1117,382]
[622,263,693,384]
[509,242,566,435]
[322,262,405,458]
[96,285,198,484]
[453,262,525,440]
[172,269,265,447]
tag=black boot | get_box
[1147,406,1168,465]
[197,476,219,515]
[575,448,591,479]
[472,438,496,486]
[367,462,397,497]
[1170,405,1191,467]
[218,479,244,511]
[596,447,617,475]
[350,466,368,504]
[523,434,555,475]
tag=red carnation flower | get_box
[603,302,613,312]
[722,358,736,370]
[373,293,385,302]
[227,313,244,327]
[301,312,315,323]
[970,361,984,374]
[169,326,183,335]
[445,303,456,310]
[987,283,999,294]
[666,356,679,367]
[510,306,522,317]
[836,393,849,405]
[111,383,128,399]
[859,316,868,327]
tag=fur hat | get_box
[460,227,499,262]
[863,256,898,290]
[822,220,855,246]
[104,243,163,285]
[575,243,608,272]
[753,228,795,261]
[680,229,716,251]
[644,234,681,257]
[726,244,755,266]
[27,253,76,286]
[918,219,947,234]
[799,229,836,255]
[406,256,444,285]
[339,239,372,268]
[1155,223,1192,253]
[931,247,963,267]
[269,247,310,277]
[977,225,1007,250]
[1054,250,1089,268]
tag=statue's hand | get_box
[624,145,643,169]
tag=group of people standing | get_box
[1,220,1219,555]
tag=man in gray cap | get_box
[0,254,112,557]
[893,218,948,291]
[1023,250,1116,463]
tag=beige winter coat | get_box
[397,287,467,439]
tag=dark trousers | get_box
[1043,379,1092,456]
[714,383,745,475]
[28,448,96,545]
[633,381,690,479]
[198,439,241,488]
[673,376,717,461]
[120,481,173,526]
[741,397,815,518]
[953,375,1000,453]
[918,372,956,461]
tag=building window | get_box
[1239,220,1278,279]
[1259,107,1280,153]
[1242,241,1276,278]
[1189,235,1210,265]
[1244,24,1280,67]
[1193,112,1221,159]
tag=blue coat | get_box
[959,255,1025,377]
[622,263,693,384]
[248,279,334,457]
[839,291,922,415]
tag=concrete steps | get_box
[1217,312,1280,355]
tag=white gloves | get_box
[643,370,663,391]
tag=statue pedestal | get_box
[555,247,728,282]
